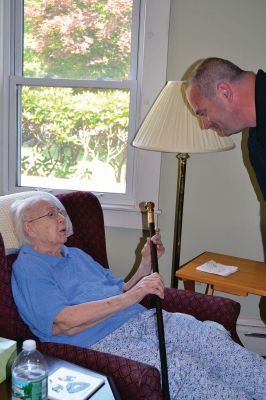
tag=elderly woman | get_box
[11,193,266,400]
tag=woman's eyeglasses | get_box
[26,207,67,223]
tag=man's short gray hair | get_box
[10,192,73,245]
[189,57,245,98]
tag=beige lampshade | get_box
[132,81,235,153]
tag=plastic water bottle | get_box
[11,339,48,400]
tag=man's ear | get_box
[216,81,233,103]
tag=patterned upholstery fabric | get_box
[0,190,242,399]
[142,290,242,345]
[58,191,109,268]
[37,342,162,400]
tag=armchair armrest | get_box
[37,342,162,400]
[141,288,242,345]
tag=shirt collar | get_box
[255,69,266,129]
[20,244,70,266]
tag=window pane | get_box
[19,86,129,193]
[23,0,133,80]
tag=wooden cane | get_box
[145,201,170,400]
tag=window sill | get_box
[102,204,161,229]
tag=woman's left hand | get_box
[140,228,165,275]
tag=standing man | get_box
[186,57,266,199]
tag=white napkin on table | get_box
[196,260,238,276]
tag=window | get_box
[1,0,170,228]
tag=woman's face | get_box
[24,199,68,254]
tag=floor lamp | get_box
[132,81,235,288]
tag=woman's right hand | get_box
[127,272,164,304]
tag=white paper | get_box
[48,366,104,400]
[196,260,238,276]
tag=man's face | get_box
[186,82,242,136]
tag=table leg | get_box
[205,284,214,295]
[183,280,195,291]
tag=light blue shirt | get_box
[11,245,145,347]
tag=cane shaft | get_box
[149,222,159,273]
[145,202,170,400]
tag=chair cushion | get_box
[0,191,40,254]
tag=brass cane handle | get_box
[145,201,155,224]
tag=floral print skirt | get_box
[91,309,266,399]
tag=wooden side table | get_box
[176,252,266,296]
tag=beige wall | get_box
[106,0,266,322]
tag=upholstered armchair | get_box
[0,190,242,400]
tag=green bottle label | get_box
[12,377,47,400]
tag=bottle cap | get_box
[22,339,36,351]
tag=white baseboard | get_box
[237,318,266,356]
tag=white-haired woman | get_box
[11,193,266,400]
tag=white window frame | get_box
[0,0,170,229]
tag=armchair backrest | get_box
[57,191,108,268]
[0,190,109,342]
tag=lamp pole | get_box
[171,153,189,288]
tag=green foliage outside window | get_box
[21,86,129,183]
